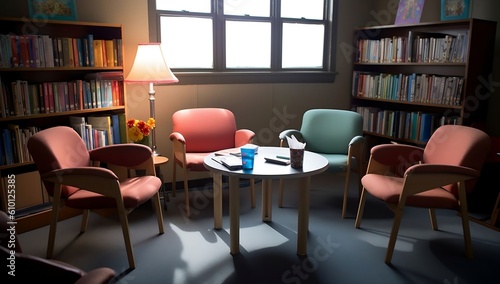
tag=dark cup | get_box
[290,148,304,169]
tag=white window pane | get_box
[226,21,271,68]
[282,23,324,68]
[281,0,324,20]
[224,0,270,17]
[160,17,213,69]
[156,0,211,13]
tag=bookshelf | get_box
[0,17,127,233]
[351,19,496,146]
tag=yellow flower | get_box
[126,118,155,143]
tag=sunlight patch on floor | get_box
[169,224,234,283]
[357,231,415,252]
[237,223,289,252]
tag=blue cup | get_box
[241,147,255,170]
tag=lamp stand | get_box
[149,82,159,156]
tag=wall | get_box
[1,0,498,183]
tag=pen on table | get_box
[276,155,290,160]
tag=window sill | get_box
[167,71,338,85]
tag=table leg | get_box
[229,175,240,254]
[213,173,223,229]
[297,176,311,256]
[262,179,272,222]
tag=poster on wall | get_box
[394,0,425,25]
[440,0,471,21]
[28,0,78,21]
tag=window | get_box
[149,0,338,84]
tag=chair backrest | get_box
[423,124,491,195]
[27,126,90,198]
[172,108,238,152]
[300,109,363,154]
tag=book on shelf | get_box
[93,39,104,67]
[105,40,115,67]
[111,114,123,144]
[118,113,127,143]
[87,115,113,146]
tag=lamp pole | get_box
[149,82,158,156]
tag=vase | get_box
[135,135,151,148]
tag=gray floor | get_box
[19,172,500,284]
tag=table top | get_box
[204,146,328,179]
[153,155,169,165]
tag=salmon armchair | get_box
[27,126,165,269]
[170,108,256,217]
[355,124,491,263]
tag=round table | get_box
[204,146,328,256]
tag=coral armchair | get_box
[355,125,491,263]
[27,126,164,269]
[170,108,255,217]
[279,109,365,218]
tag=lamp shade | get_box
[125,43,178,84]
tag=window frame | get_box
[148,0,338,84]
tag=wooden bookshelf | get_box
[0,17,127,233]
[350,19,496,146]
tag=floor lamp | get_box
[125,43,178,156]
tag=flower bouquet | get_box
[126,118,155,146]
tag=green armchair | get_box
[279,109,365,218]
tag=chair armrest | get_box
[169,132,186,144]
[75,268,116,284]
[349,135,365,146]
[235,129,255,147]
[41,167,121,196]
[403,164,480,196]
[406,163,479,177]
[279,129,303,147]
[42,167,118,180]
[89,144,152,167]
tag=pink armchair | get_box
[27,126,164,269]
[170,108,256,217]
[355,125,491,263]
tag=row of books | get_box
[352,71,464,106]
[0,72,124,118]
[354,106,462,142]
[0,33,123,68]
[356,31,468,64]
[0,124,39,165]
[69,114,128,150]
[0,113,128,166]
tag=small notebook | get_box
[212,155,242,170]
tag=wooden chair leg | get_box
[152,192,165,234]
[80,210,90,233]
[47,186,62,259]
[429,208,438,230]
[490,192,500,226]
[183,167,190,217]
[115,198,135,269]
[457,183,473,259]
[355,188,367,228]
[342,169,351,219]
[385,208,404,264]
